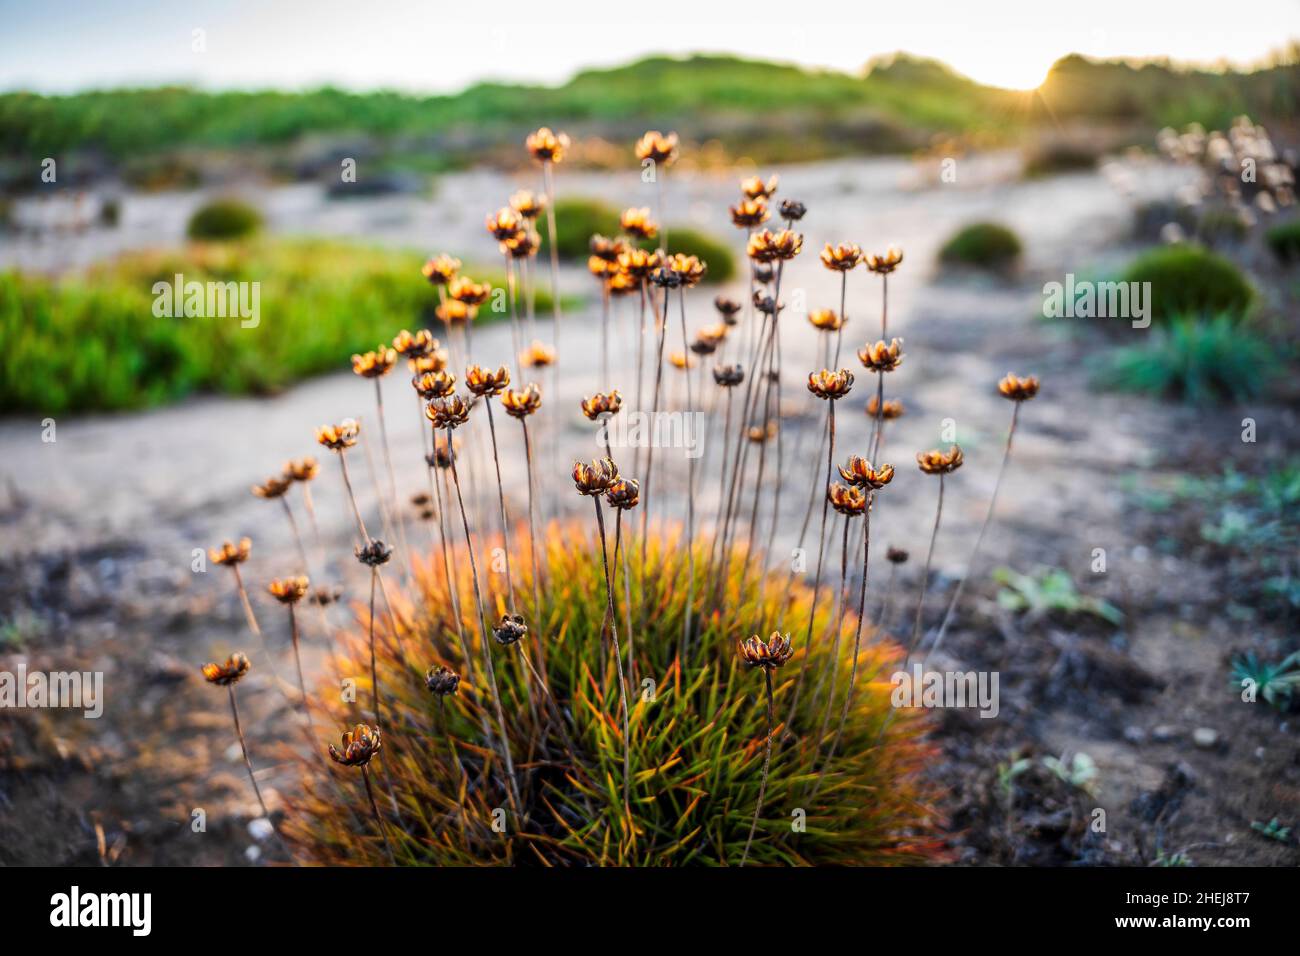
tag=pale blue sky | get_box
[2,0,1296,93]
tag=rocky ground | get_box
[1,154,1296,865]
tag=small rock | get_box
[247,818,274,842]
[1123,725,1146,745]
[1192,727,1218,749]
[1152,724,1178,742]
[244,845,262,862]
[1255,746,1266,760]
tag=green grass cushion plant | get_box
[937,222,1022,271]
[286,526,943,866]
[1265,219,1300,265]
[186,197,263,239]
[1118,244,1254,322]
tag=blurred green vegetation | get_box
[1119,244,1255,322]
[2,52,1296,169]
[1266,219,1300,264]
[1099,314,1279,403]
[938,221,1022,270]
[545,196,736,282]
[187,197,263,240]
[0,239,558,413]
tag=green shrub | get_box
[186,197,263,240]
[0,239,558,413]
[1197,207,1249,246]
[1265,219,1300,265]
[543,196,735,281]
[286,525,942,866]
[1119,244,1254,321]
[938,221,1022,271]
[1098,314,1278,403]
[1022,138,1100,177]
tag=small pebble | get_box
[1152,724,1178,742]
[248,818,274,842]
[244,845,262,862]
[1192,727,1218,749]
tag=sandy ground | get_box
[3,154,1296,866]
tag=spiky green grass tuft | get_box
[285,524,943,866]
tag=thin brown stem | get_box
[740,667,775,867]
[362,765,398,865]
[908,475,946,661]
[594,496,632,827]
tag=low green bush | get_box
[186,197,263,240]
[1118,244,1254,322]
[1098,314,1278,403]
[0,239,557,413]
[1265,219,1300,265]
[938,221,1022,271]
[1022,138,1101,178]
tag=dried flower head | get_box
[740,174,780,200]
[997,373,1040,402]
[730,198,771,229]
[752,290,781,316]
[285,457,319,482]
[748,421,778,443]
[493,613,528,646]
[747,228,803,262]
[436,298,475,325]
[618,247,661,279]
[866,395,904,420]
[752,263,775,285]
[916,445,964,475]
[422,254,461,286]
[820,242,862,272]
[669,253,708,287]
[202,652,251,686]
[501,383,542,419]
[779,199,808,222]
[620,207,658,241]
[351,346,398,378]
[413,369,457,400]
[328,724,382,767]
[485,207,523,242]
[392,328,435,358]
[510,189,546,220]
[690,336,719,356]
[713,363,745,387]
[886,546,909,565]
[316,419,361,451]
[355,540,394,567]
[449,276,492,306]
[669,351,696,370]
[252,475,292,499]
[858,338,905,373]
[828,482,868,516]
[590,234,629,263]
[607,270,639,297]
[714,296,743,321]
[465,364,511,397]
[410,348,449,375]
[650,265,682,290]
[808,368,855,400]
[425,665,460,697]
[739,631,795,669]
[427,436,458,470]
[268,575,310,604]
[520,340,557,368]
[866,247,904,275]
[313,585,344,606]
[209,537,252,566]
[572,457,619,496]
[588,255,614,279]
[502,229,541,259]
[426,395,472,429]
[526,127,570,163]
[580,390,623,421]
[838,456,895,489]
[635,130,679,165]
[605,477,641,510]
[808,308,844,332]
